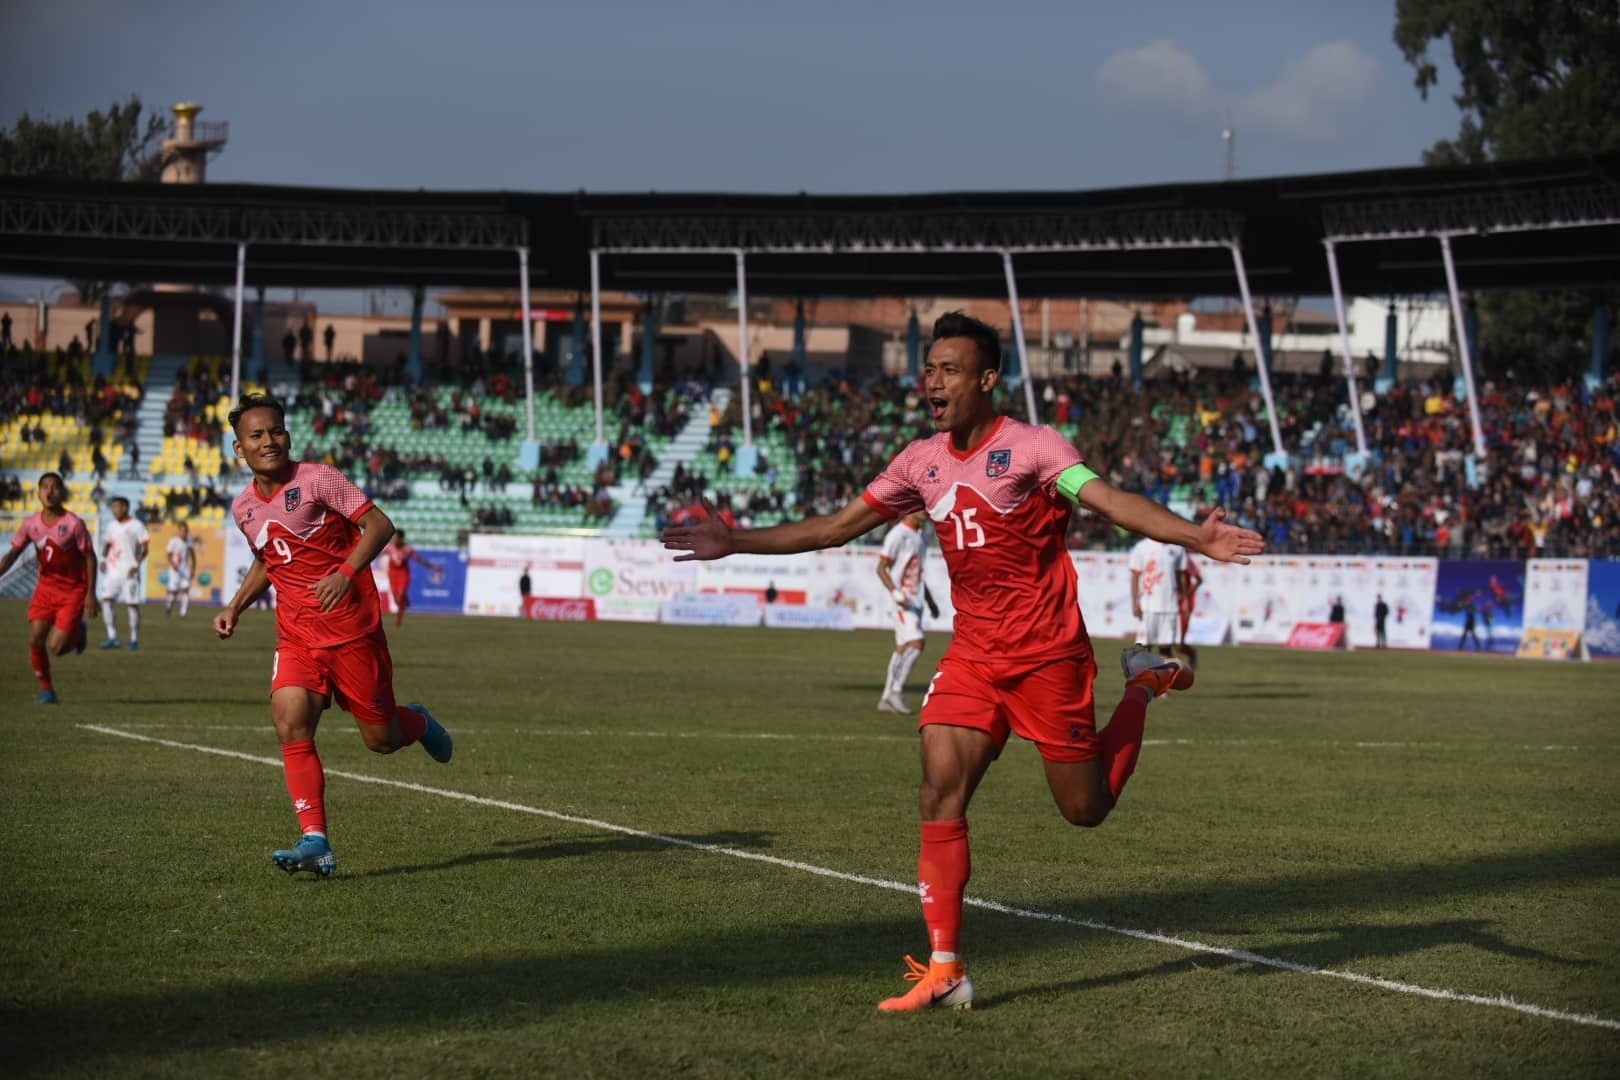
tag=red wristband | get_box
[337,562,358,581]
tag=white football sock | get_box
[893,648,921,695]
[884,651,903,696]
[101,599,117,637]
[178,593,189,617]
[127,605,141,643]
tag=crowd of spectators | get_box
[644,363,1619,559]
[1,344,142,479]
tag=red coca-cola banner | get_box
[523,596,597,621]
[1286,621,1347,650]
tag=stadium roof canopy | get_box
[0,153,1616,299]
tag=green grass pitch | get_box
[2,598,1618,1078]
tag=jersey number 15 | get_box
[944,508,986,549]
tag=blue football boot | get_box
[36,689,59,705]
[411,702,453,763]
[271,834,337,877]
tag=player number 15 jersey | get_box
[863,416,1088,663]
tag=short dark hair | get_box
[110,495,130,507]
[38,471,63,487]
[931,311,1001,372]
[228,392,286,434]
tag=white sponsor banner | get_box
[1073,551,1133,640]
[696,552,812,605]
[583,539,700,622]
[1353,557,1438,649]
[763,603,856,631]
[223,525,276,608]
[1524,558,1589,631]
[660,592,762,627]
[464,533,583,617]
[1184,615,1231,645]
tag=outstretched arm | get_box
[1078,479,1264,565]
[662,495,890,562]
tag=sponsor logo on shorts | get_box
[986,449,1012,478]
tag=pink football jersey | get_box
[232,462,381,648]
[12,510,93,591]
[863,417,1088,663]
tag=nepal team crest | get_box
[986,449,1012,478]
[284,487,302,512]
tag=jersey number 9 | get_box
[271,537,294,564]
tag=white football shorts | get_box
[1136,611,1181,647]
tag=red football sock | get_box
[280,739,327,835]
[1100,687,1149,798]
[30,647,52,690]
[394,705,426,748]
[918,817,970,956]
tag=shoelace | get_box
[899,955,932,983]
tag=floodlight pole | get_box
[518,245,536,444]
[590,249,606,447]
[734,249,754,449]
[1227,244,1286,460]
[1000,251,1041,424]
[1437,234,1488,459]
[230,240,246,403]
[1322,241,1369,456]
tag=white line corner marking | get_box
[79,724,1620,1033]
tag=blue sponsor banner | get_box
[407,547,468,614]
[1586,560,1620,659]
[1431,560,1525,653]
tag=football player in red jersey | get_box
[664,312,1264,1011]
[214,393,452,877]
[0,472,96,704]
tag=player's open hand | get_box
[1194,506,1265,565]
[661,498,734,562]
[83,595,99,621]
[311,571,353,612]
[213,608,237,639]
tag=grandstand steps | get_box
[602,390,720,539]
[133,354,187,476]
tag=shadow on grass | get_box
[6,840,1617,1068]
[350,830,777,880]
[984,917,1592,1009]
[102,697,266,707]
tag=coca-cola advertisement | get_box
[1286,622,1348,650]
[523,597,597,621]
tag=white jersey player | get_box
[97,496,150,649]
[165,521,198,618]
[1128,536,1187,654]
[875,511,936,714]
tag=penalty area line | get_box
[78,723,1620,1033]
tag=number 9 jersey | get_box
[231,461,382,649]
[861,417,1087,664]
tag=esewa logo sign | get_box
[583,539,699,622]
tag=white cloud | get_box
[1095,38,1378,143]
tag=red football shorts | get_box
[271,628,398,724]
[30,585,87,633]
[919,650,1098,763]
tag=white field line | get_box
[100,723,1608,754]
[79,723,1619,1033]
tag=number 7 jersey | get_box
[231,461,382,648]
[862,416,1088,663]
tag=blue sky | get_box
[3,0,1461,193]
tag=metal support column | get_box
[1000,251,1040,424]
[1323,241,1369,456]
[230,241,246,403]
[408,285,425,384]
[733,250,758,474]
[590,249,607,451]
[1437,234,1487,458]
[1227,245,1286,462]
[518,246,540,470]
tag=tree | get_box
[0,97,166,304]
[0,96,165,182]
[1395,1,1620,382]
[1395,0,1620,165]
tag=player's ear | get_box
[979,365,999,393]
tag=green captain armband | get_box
[1055,463,1100,504]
